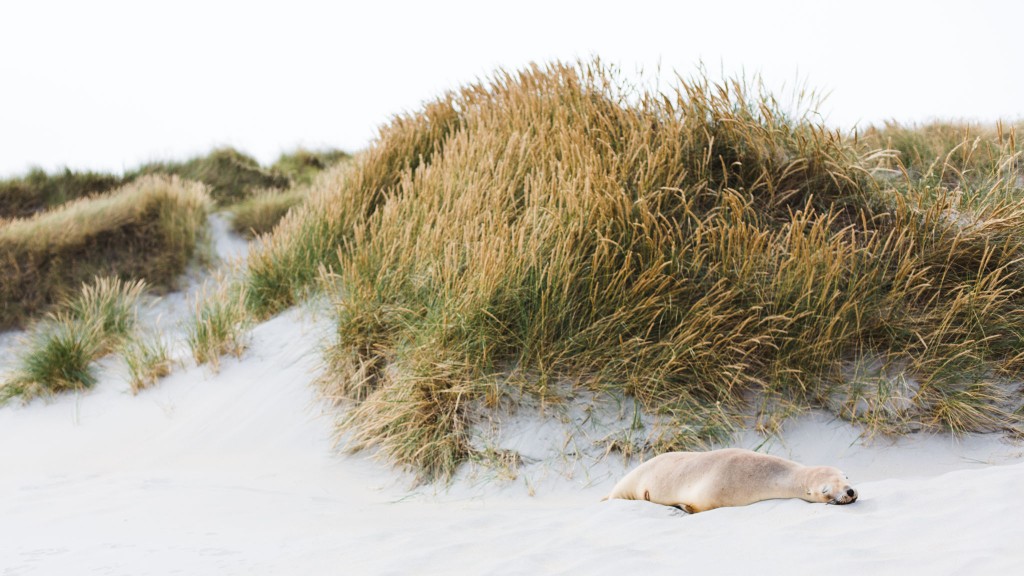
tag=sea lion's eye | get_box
[821,486,830,494]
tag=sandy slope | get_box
[2,217,1024,575]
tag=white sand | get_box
[3,220,1024,575]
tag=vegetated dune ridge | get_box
[0,304,1022,575]
[0,175,211,329]
[243,60,1024,481]
[4,58,1024,573]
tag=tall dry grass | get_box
[233,61,1024,480]
[0,175,211,328]
[243,96,464,317]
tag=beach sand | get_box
[2,218,1023,575]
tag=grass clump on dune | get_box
[233,60,1024,480]
[129,148,289,205]
[1,277,145,403]
[271,148,351,188]
[0,167,127,219]
[66,276,147,351]
[185,278,251,372]
[0,175,211,329]
[122,332,174,394]
[229,188,306,237]
[229,150,352,237]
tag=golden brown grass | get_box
[122,332,174,394]
[0,175,211,328]
[223,60,1024,480]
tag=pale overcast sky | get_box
[0,0,1020,177]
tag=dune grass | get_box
[121,332,174,394]
[229,188,306,237]
[229,150,352,237]
[0,175,211,329]
[1,277,145,403]
[862,121,1022,184]
[243,97,463,318]
[0,147,347,221]
[226,61,1024,480]
[0,167,127,219]
[129,148,290,205]
[271,148,352,188]
[185,277,251,371]
[66,276,147,352]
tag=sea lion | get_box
[604,448,857,513]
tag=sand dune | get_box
[3,303,1023,575]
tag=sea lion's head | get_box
[806,467,858,505]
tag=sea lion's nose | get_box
[846,488,856,497]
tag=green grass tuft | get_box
[2,276,145,403]
[185,278,251,371]
[3,315,102,400]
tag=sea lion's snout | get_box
[835,486,858,504]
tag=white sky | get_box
[1,0,1021,177]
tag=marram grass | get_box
[228,154,353,238]
[218,61,1024,480]
[0,175,211,329]
[185,278,251,371]
[67,276,147,352]
[0,167,126,219]
[861,120,1022,189]
[229,188,306,237]
[128,147,289,205]
[122,332,174,394]
[1,277,145,403]
[271,148,352,188]
[1,315,102,402]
